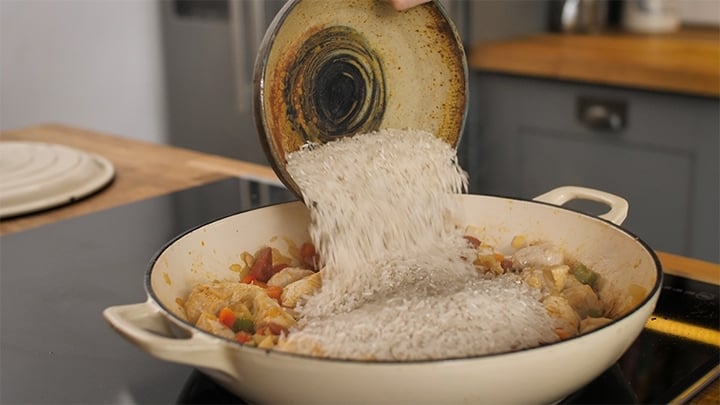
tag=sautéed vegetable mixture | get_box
[182,231,612,356]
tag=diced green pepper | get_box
[233,318,255,333]
[572,263,598,287]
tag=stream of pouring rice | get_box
[282,129,557,360]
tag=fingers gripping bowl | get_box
[104,186,662,404]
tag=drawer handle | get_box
[577,97,627,132]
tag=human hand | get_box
[386,0,431,11]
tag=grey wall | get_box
[0,0,167,143]
[159,0,280,166]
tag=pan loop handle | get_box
[532,186,629,225]
[103,301,238,377]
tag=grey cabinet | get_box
[462,73,719,262]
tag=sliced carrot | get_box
[266,285,283,302]
[218,307,235,329]
[235,331,252,344]
[241,274,256,284]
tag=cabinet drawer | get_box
[468,73,719,262]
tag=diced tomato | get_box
[266,322,288,336]
[463,235,481,248]
[218,307,235,329]
[272,263,288,273]
[248,247,273,282]
[299,242,321,271]
[300,242,316,258]
[265,263,288,281]
[303,253,321,271]
[500,259,514,272]
[235,330,252,344]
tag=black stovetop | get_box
[1,177,717,404]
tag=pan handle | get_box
[103,301,238,377]
[532,186,629,225]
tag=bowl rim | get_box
[143,193,663,365]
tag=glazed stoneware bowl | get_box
[104,186,662,404]
[253,0,468,195]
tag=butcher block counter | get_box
[468,27,720,97]
[0,124,278,235]
[1,124,718,403]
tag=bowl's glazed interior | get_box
[145,195,661,404]
[253,0,468,195]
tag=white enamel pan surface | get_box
[104,186,662,404]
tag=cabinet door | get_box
[519,128,692,255]
[469,73,718,262]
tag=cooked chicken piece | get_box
[579,317,613,334]
[522,268,546,291]
[267,267,316,288]
[549,265,570,291]
[253,291,296,329]
[257,335,277,349]
[562,284,603,319]
[232,302,253,320]
[281,272,322,308]
[512,243,564,268]
[184,281,263,323]
[521,265,568,294]
[195,312,235,340]
[276,335,326,357]
[542,295,580,339]
[473,254,504,275]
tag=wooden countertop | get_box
[468,27,720,97]
[1,124,718,402]
[0,124,278,235]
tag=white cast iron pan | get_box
[104,186,662,404]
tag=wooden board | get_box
[0,124,278,235]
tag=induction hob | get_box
[1,177,717,404]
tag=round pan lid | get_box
[0,142,115,218]
[253,0,468,195]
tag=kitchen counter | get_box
[468,27,720,97]
[0,124,278,235]
[1,124,718,403]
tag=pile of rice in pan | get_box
[280,129,558,361]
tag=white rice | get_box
[283,129,557,360]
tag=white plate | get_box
[0,141,115,218]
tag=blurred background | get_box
[1,0,718,262]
